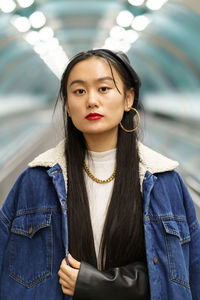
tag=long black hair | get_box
[58,49,146,270]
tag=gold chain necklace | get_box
[83,161,116,184]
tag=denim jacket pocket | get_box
[162,219,191,289]
[10,212,52,288]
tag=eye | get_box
[99,87,110,93]
[74,89,85,95]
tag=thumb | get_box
[68,254,81,269]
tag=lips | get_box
[86,113,104,120]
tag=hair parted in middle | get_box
[57,48,146,270]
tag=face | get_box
[66,57,134,139]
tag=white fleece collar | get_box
[28,140,179,192]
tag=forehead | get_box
[67,56,122,83]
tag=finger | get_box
[59,278,69,288]
[59,277,75,289]
[60,259,72,274]
[61,285,74,296]
[68,253,81,269]
[60,258,67,268]
[60,262,78,281]
[58,269,75,288]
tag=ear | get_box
[124,88,134,112]
[66,102,71,117]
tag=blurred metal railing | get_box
[0,121,63,206]
[1,111,200,222]
[185,176,200,221]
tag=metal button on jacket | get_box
[28,224,33,235]
[153,257,159,264]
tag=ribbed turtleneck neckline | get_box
[87,148,116,162]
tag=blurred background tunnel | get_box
[0,0,200,218]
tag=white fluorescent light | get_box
[123,29,139,43]
[24,30,40,45]
[39,27,54,41]
[116,10,134,28]
[128,0,145,6]
[110,26,125,40]
[131,15,151,31]
[146,0,168,11]
[0,0,16,13]
[12,16,31,32]
[29,11,46,29]
[16,0,35,8]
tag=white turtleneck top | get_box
[84,149,116,260]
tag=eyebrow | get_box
[69,76,114,87]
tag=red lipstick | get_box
[86,113,103,120]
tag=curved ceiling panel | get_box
[0,11,59,99]
[0,0,200,179]
[37,0,122,56]
[0,0,199,96]
[127,1,200,91]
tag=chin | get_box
[83,129,106,135]
[83,126,118,136]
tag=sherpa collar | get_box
[28,140,179,192]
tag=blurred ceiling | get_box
[0,0,200,99]
[1,0,200,201]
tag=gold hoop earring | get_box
[120,107,140,133]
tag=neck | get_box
[83,129,118,152]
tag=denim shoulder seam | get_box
[189,220,199,234]
[0,210,11,227]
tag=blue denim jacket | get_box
[0,141,200,300]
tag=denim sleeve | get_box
[176,172,200,299]
[0,169,28,278]
[0,210,11,277]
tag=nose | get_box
[87,90,99,108]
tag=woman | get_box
[0,49,199,300]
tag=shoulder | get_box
[146,170,184,205]
[154,170,189,199]
[151,170,199,227]
[11,166,51,192]
[154,170,182,188]
[1,167,57,221]
[3,166,52,205]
